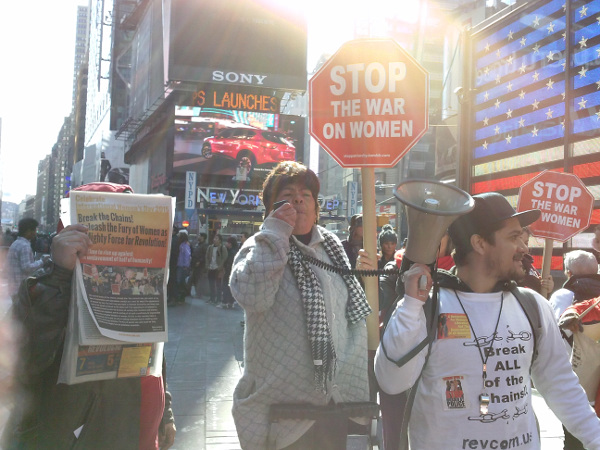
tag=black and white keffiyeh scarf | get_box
[287,228,371,392]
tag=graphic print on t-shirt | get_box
[437,313,471,339]
[443,375,467,410]
[463,331,503,348]
[506,327,533,343]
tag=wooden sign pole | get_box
[540,238,553,298]
[361,167,380,351]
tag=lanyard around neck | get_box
[453,290,504,382]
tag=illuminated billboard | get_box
[468,0,600,269]
[469,0,600,213]
[168,0,307,91]
[182,84,281,114]
[173,105,305,179]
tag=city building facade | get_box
[112,0,308,238]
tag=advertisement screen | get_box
[173,105,305,180]
[467,0,600,250]
[168,0,307,91]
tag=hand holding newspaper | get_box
[58,191,174,384]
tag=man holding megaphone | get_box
[368,192,600,449]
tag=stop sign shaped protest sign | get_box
[518,170,594,242]
[309,39,429,168]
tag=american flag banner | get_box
[469,0,600,218]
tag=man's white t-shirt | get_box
[376,288,600,449]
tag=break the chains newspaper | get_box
[58,190,175,384]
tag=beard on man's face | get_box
[514,256,528,282]
[484,253,527,283]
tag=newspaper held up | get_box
[71,191,174,342]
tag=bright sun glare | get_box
[314,0,425,24]
[307,0,427,67]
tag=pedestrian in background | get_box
[550,250,600,324]
[519,226,554,297]
[230,161,371,449]
[206,234,227,304]
[341,214,363,269]
[218,236,239,309]
[167,227,180,305]
[2,228,15,247]
[190,233,208,298]
[175,230,191,304]
[5,218,47,298]
[377,224,397,270]
[240,231,250,246]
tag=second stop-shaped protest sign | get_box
[518,170,594,242]
[309,39,429,168]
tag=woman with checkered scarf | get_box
[229,161,371,450]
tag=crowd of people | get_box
[166,228,248,311]
[3,163,600,449]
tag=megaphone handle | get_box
[401,256,433,291]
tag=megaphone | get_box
[395,179,475,267]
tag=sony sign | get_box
[212,70,267,85]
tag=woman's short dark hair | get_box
[378,224,397,248]
[261,161,320,218]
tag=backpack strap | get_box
[508,283,542,366]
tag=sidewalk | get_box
[165,294,244,450]
[165,291,566,450]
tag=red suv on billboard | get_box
[201,127,295,167]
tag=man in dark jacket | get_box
[218,236,239,309]
[167,228,180,305]
[206,234,228,304]
[190,233,208,298]
[341,214,363,269]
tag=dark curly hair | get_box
[261,161,320,219]
[18,218,39,237]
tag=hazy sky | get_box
[0,0,415,205]
[0,0,86,204]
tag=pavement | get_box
[165,286,567,450]
[165,292,244,450]
[0,277,568,449]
